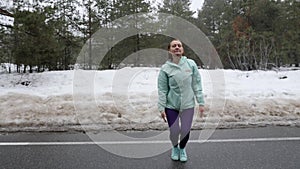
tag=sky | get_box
[155,0,205,11]
[190,0,205,11]
[0,66,299,131]
[0,0,204,26]
[0,0,205,11]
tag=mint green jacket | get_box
[157,56,204,112]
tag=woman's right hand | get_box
[161,111,167,122]
[199,105,205,118]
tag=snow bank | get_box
[0,68,299,132]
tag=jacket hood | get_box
[166,56,187,67]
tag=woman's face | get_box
[169,40,184,56]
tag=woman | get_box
[157,39,205,162]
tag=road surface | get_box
[0,126,299,169]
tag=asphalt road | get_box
[0,126,299,169]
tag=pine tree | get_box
[276,0,300,67]
[158,0,195,21]
[100,0,152,68]
[156,0,197,62]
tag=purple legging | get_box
[165,107,194,149]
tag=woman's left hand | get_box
[199,105,205,118]
[160,111,167,122]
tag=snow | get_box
[0,0,13,26]
[0,67,300,132]
[0,14,14,27]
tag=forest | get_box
[0,0,299,73]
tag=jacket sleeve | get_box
[190,60,205,106]
[157,69,169,112]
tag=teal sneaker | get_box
[171,146,180,161]
[179,148,188,162]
